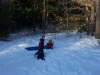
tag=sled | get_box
[25,47,38,51]
[25,46,53,51]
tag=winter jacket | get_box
[38,38,45,49]
[46,42,53,48]
[38,42,44,49]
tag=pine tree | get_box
[12,0,35,30]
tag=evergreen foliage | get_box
[0,0,95,38]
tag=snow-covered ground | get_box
[0,32,100,75]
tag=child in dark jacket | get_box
[38,35,45,49]
[35,35,45,60]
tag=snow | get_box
[0,32,100,75]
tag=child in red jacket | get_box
[46,39,53,49]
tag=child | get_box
[35,35,45,60]
[46,39,53,49]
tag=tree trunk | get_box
[95,0,100,39]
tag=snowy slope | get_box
[0,32,100,75]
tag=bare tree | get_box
[95,0,100,39]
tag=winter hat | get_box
[41,34,45,39]
[49,39,53,42]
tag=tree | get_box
[95,0,100,38]
[0,0,11,38]
[11,0,35,31]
